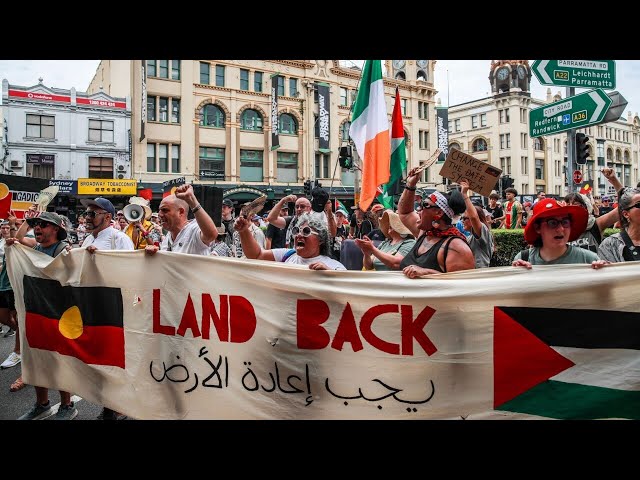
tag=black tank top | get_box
[400,234,454,273]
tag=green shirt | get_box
[513,244,599,265]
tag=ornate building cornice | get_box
[266,60,315,69]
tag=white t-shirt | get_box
[81,226,134,250]
[162,220,211,255]
[271,248,346,270]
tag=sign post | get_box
[529,89,612,138]
[532,60,616,90]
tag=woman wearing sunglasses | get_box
[397,167,475,278]
[597,187,640,263]
[512,198,605,268]
[234,212,346,270]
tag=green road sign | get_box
[532,60,616,90]
[530,89,612,138]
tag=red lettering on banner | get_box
[177,294,201,338]
[153,289,256,343]
[297,299,330,349]
[296,300,438,356]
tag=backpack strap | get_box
[281,249,297,262]
[441,236,459,273]
[590,222,602,246]
[619,230,640,261]
[53,241,67,257]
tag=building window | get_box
[147,144,156,172]
[401,99,407,116]
[340,87,348,106]
[147,95,156,121]
[171,60,180,81]
[26,114,55,139]
[418,102,429,120]
[200,62,210,85]
[158,144,168,172]
[449,143,461,152]
[419,130,429,150]
[159,97,168,122]
[171,145,180,173]
[199,146,225,179]
[533,137,544,151]
[520,108,527,123]
[500,133,511,149]
[315,152,330,179]
[89,156,113,179]
[240,149,263,182]
[88,119,114,143]
[340,121,351,141]
[480,113,487,127]
[555,159,562,177]
[147,60,156,77]
[454,119,461,132]
[200,104,225,128]
[289,78,298,97]
[277,152,298,183]
[254,71,263,92]
[279,113,298,135]
[171,99,180,123]
[240,69,249,91]
[471,115,478,129]
[158,60,169,79]
[521,133,528,149]
[215,65,225,87]
[240,109,263,131]
[535,158,544,180]
[499,109,510,123]
[472,138,487,152]
[521,156,528,175]
[277,76,285,96]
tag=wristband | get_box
[191,204,202,214]
[405,186,417,191]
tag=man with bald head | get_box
[266,194,316,248]
[145,183,218,255]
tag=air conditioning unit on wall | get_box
[10,160,23,168]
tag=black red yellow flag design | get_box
[23,275,125,368]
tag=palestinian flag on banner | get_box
[494,307,640,419]
[23,275,125,368]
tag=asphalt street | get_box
[0,325,108,420]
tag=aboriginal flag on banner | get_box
[494,306,640,419]
[23,275,125,368]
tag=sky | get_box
[2,59,639,119]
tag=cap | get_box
[222,199,235,208]
[251,215,261,221]
[26,212,68,240]
[80,197,116,217]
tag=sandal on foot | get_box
[10,377,25,392]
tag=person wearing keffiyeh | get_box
[397,168,475,278]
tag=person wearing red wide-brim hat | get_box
[513,198,605,268]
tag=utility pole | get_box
[566,86,577,194]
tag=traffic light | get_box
[338,145,353,169]
[303,180,312,196]
[576,133,590,165]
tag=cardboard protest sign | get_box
[438,149,502,197]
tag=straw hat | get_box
[379,209,413,239]
[523,198,588,244]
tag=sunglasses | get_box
[291,226,319,237]
[31,220,53,228]
[625,202,640,211]
[420,201,438,209]
[540,217,571,229]
[85,210,107,219]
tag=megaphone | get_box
[124,204,145,223]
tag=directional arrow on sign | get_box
[532,60,616,90]
[529,89,613,138]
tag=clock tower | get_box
[489,60,531,95]
[387,60,432,83]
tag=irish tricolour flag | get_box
[494,306,640,419]
[349,60,390,212]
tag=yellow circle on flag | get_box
[0,183,8,200]
[59,306,84,339]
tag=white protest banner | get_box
[7,245,640,420]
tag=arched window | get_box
[624,150,630,163]
[279,113,298,135]
[616,149,622,163]
[417,70,428,82]
[472,139,487,152]
[340,121,351,142]
[533,138,544,151]
[395,71,406,81]
[449,142,461,151]
[606,148,613,162]
[200,104,225,128]
[241,109,263,131]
